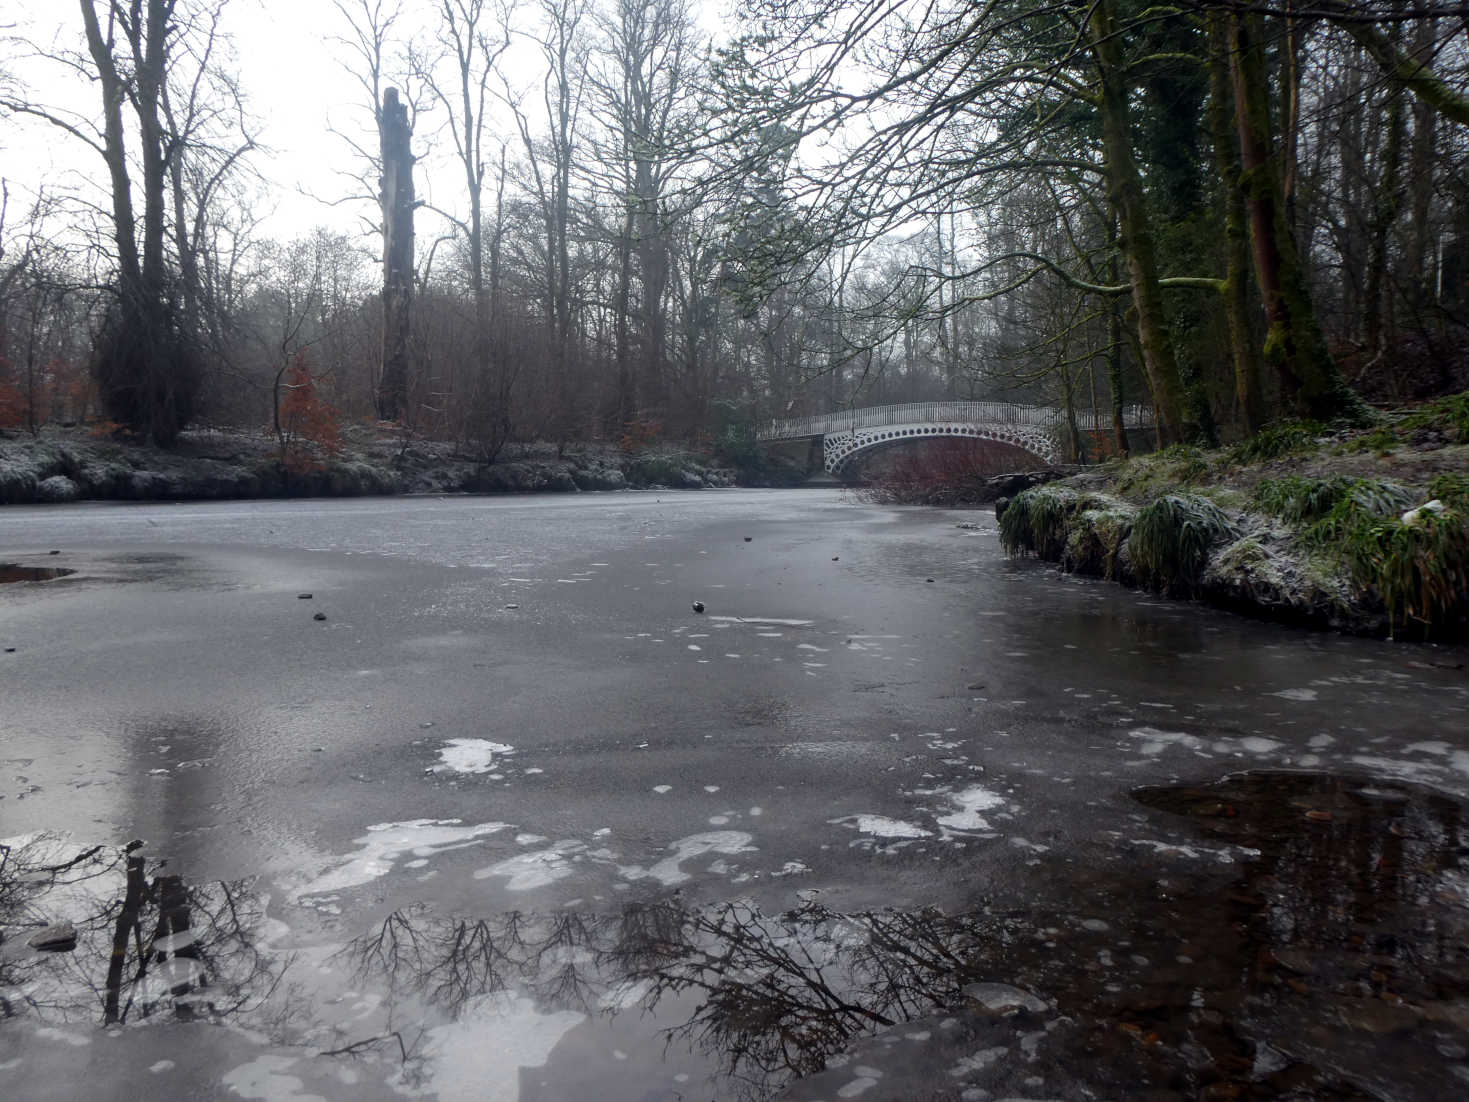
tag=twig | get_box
[321,1031,409,1064]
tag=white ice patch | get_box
[1349,754,1451,786]
[220,1055,327,1102]
[624,831,757,886]
[936,786,1007,832]
[949,1047,1010,1078]
[837,1073,881,1097]
[437,739,515,774]
[1129,838,1260,864]
[1128,727,1204,755]
[833,815,932,839]
[475,840,584,891]
[1239,737,1282,754]
[294,819,509,899]
[411,991,584,1102]
[601,976,655,1011]
[708,616,814,626]
[1271,688,1318,702]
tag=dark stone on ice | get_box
[743,536,752,542]
[313,612,327,621]
[692,601,705,613]
[298,593,313,599]
[30,923,78,952]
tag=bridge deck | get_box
[759,401,1154,441]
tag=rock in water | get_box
[963,982,1047,1014]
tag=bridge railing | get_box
[759,401,1155,441]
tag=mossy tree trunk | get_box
[1229,13,1367,423]
[1104,220,1131,457]
[1089,0,1193,445]
[1206,11,1265,434]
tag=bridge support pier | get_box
[807,436,824,473]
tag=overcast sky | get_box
[2,0,728,244]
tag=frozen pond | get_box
[2,489,1467,1099]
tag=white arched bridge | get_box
[758,401,1155,476]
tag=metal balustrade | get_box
[759,401,1154,441]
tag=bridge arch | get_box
[823,422,1059,476]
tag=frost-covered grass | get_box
[1127,494,1237,593]
[1254,474,1468,637]
[998,406,1469,637]
[0,425,743,503]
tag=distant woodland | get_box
[1,0,1466,462]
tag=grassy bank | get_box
[997,394,1469,640]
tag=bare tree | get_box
[414,0,516,454]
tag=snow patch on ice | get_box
[708,616,813,626]
[1128,727,1203,755]
[296,820,510,900]
[437,739,515,774]
[833,815,932,839]
[623,831,757,886]
[220,1056,326,1101]
[409,991,584,1102]
[475,840,584,891]
[936,786,1007,832]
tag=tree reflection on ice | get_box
[3,769,1468,1099]
[338,771,1469,1099]
[0,835,282,1027]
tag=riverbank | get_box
[994,394,1469,640]
[0,424,806,505]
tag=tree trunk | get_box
[1229,13,1367,423]
[80,0,198,446]
[1090,0,1193,445]
[1402,10,1439,312]
[378,86,414,422]
[613,201,634,427]
[1206,12,1265,434]
[1364,82,1405,367]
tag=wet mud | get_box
[0,564,74,584]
